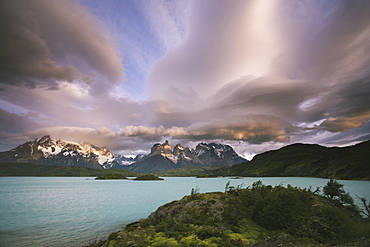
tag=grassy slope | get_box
[127,155,179,173]
[226,140,370,179]
[154,164,229,177]
[91,183,370,246]
[0,163,137,177]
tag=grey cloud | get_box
[276,0,370,81]
[0,0,123,89]
[121,114,292,144]
[301,78,370,132]
[0,108,44,134]
[319,114,370,132]
[185,115,293,144]
[319,121,370,146]
[0,83,152,132]
[207,76,317,121]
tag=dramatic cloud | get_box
[147,0,283,101]
[0,0,123,89]
[120,113,292,145]
[0,109,44,134]
[319,112,370,132]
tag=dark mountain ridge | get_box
[226,140,370,179]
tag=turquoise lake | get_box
[0,177,369,247]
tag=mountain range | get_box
[126,140,247,173]
[1,136,369,179]
[0,136,247,173]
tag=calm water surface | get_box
[0,177,369,247]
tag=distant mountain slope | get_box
[0,163,137,177]
[0,136,115,169]
[126,154,180,173]
[154,164,229,177]
[113,154,146,166]
[126,141,247,173]
[227,140,370,179]
[195,143,247,165]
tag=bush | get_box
[252,186,312,230]
[323,178,354,205]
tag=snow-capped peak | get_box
[35,136,115,166]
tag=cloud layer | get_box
[1,0,370,158]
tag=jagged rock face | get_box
[150,143,163,155]
[113,154,146,166]
[126,154,178,173]
[0,135,115,169]
[162,140,172,156]
[195,143,248,165]
[126,141,247,173]
[173,144,184,156]
[150,140,172,157]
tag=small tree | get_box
[357,196,370,219]
[252,180,265,189]
[225,181,231,192]
[323,179,353,205]
[190,186,200,196]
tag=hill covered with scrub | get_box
[228,140,370,179]
[189,140,370,180]
[91,180,370,246]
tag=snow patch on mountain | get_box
[35,136,115,166]
[38,145,63,157]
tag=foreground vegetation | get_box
[0,163,137,177]
[91,180,370,246]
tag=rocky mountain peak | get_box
[173,143,185,156]
[150,140,173,156]
[195,142,247,165]
[0,136,116,169]
[162,140,172,156]
[163,140,170,147]
[36,135,52,144]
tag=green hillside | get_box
[225,140,370,179]
[0,163,137,177]
[154,164,229,177]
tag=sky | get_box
[1,0,370,159]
